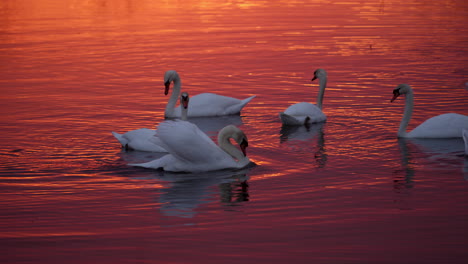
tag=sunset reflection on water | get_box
[1,0,468,263]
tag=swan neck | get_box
[316,77,327,110]
[398,92,413,137]
[181,106,188,121]
[165,77,181,118]
[218,131,244,161]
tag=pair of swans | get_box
[164,70,256,118]
[129,121,250,172]
[278,70,468,140]
[390,84,468,138]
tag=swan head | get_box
[180,92,189,109]
[230,126,249,156]
[311,68,327,81]
[164,70,179,95]
[219,125,249,157]
[391,84,412,102]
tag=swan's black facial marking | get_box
[311,70,318,81]
[164,81,171,95]
[390,88,401,102]
[240,138,249,156]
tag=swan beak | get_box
[311,76,317,81]
[182,98,189,109]
[240,139,249,156]
[164,82,171,95]
[390,92,400,102]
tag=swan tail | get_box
[279,112,303,126]
[236,95,256,112]
[112,131,128,147]
[224,95,256,115]
[241,95,256,107]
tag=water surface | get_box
[1,0,468,263]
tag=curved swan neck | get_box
[181,106,188,121]
[165,75,181,118]
[398,90,413,137]
[316,76,327,110]
[218,126,245,161]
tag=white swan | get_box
[163,70,256,118]
[112,92,190,152]
[390,84,468,138]
[279,69,327,125]
[129,122,251,172]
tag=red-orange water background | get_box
[1,1,468,263]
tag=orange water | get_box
[1,1,468,263]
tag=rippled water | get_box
[1,0,468,263]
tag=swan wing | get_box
[156,120,228,163]
[113,128,166,152]
[408,113,468,138]
[174,93,255,117]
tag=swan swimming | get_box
[129,122,251,172]
[112,92,190,152]
[279,69,327,125]
[164,70,256,118]
[390,84,468,138]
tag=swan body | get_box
[164,70,255,118]
[391,84,468,138]
[112,92,190,152]
[130,121,251,172]
[280,69,328,125]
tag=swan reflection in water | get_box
[151,166,254,218]
[118,151,254,218]
[396,137,467,185]
[394,138,416,191]
[279,122,328,168]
